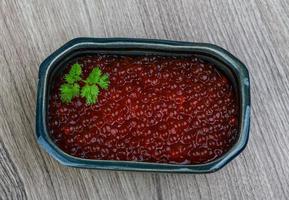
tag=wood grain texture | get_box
[0,0,288,199]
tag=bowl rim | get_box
[36,37,250,173]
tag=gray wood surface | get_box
[0,0,288,199]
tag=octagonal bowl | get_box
[36,38,250,173]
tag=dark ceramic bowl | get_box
[36,38,250,173]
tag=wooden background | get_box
[0,0,288,199]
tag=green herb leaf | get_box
[59,64,110,104]
[82,66,110,103]
[85,67,102,84]
[98,73,110,89]
[64,63,82,84]
[81,84,99,105]
[59,83,80,103]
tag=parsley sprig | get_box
[60,63,110,105]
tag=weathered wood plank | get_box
[0,139,27,200]
[0,0,288,199]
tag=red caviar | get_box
[48,55,239,164]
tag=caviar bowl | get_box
[36,38,250,173]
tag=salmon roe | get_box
[48,55,239,164]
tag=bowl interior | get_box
[45,47,241,163]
